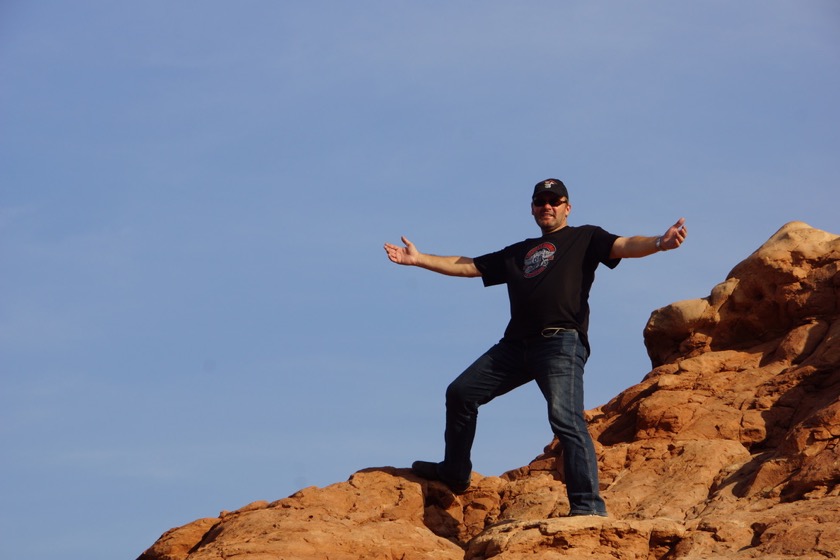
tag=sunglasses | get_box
[532,197,568,207]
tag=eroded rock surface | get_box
[139,222,840,559]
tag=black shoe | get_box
[411,460,470,494]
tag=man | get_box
[383,178,687,516]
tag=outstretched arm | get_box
[383,236,482,277]
[610,218,688,259]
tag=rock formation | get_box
[138,221,840,559]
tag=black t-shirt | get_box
[473,225,621,350]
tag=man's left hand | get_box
[660,218,687,251]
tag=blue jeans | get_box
[440,330,607,515]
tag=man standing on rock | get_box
[383,178,687,516]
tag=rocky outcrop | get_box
[138,222,840,559]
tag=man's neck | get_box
[540,224,568,236]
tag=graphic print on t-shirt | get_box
[523,242,556,278]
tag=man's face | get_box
[531,194,571,234]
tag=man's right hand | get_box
[384,236,421,266]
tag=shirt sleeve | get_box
[474,249,508,287]
[590,226,622,270]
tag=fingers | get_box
[383,243,397,262]
[658,218,687,251]
[384,236,414,264]
[384,237,411,251]
[675,218,687,241]
[668,218,687,250]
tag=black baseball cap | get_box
[532,179,569,201]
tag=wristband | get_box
[656,236,664,251]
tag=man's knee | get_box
[447,376,485,412]
[445,379,467,404]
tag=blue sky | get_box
[1,2,838,558]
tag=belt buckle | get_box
[541,327,566,338]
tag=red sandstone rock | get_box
[138,222,840,560]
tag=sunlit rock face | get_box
[139,222,840,560]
